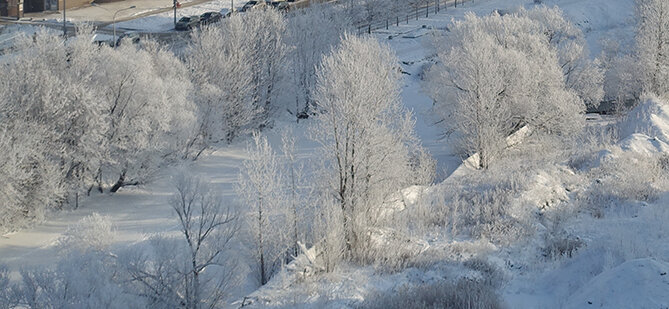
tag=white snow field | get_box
[2,0,667,307]
[565,258,669,309]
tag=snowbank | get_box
[566,258,669,309]
[618,133,669,156]
[619,96,669,145]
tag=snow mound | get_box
[618,133,669,156]
[619,96,669,145]
[566,258,669,309]
[521,168,572,211]
[381,185,429,218]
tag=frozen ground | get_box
[1,0,662,307]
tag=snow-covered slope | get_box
[1,0,657,307]
[620,96,669,145]
[566,258,669,309]
[543,0,636,56]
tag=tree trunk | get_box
[109,171,126,193]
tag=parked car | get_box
[116,31,141,46]
[269,0,289,11]
[220,8,232,17]
[240,0,263,12]
[200,11,222,25]
[90,33,116,47]
[175,16,201,31]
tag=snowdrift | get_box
[565,258,669,309]
[619,96,669,146]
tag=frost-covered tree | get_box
[239,8,288,127]
[92,42,195,192]
[636,0,669,96]
[0,30,103,229]
[123,175,238,308]
[280,128,307,258]
[286,4,352,118]
[600,39,643,111]
[236,133,289,285]
[311,35,434,262]
[187,23,255,151]
[427,12,585,168]
[0,29,197,231]
[519,6,604,108]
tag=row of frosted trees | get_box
[0,4,352,232]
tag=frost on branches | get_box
[636,0,669,97]
[0,29,195,232]
[311,35,434,264]
[427,10,586,169]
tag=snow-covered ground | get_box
[245,0,664,307]
[3,0,665,307]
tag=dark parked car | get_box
[116,31,141,46]
[200,11,223,25]
[240,0,262,12]
[269,0,289,11]
[175,16,201,31]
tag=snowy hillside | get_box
[1,0,668,307]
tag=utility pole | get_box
[62,0,66,36]
[173,0,176,28]
[112,6,135,44]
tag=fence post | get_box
[426,3,429,17]
[406,14,408,24]
[396,16,399,26]
[436,0,439,13]
[415,6,418,20]
[386,19,388,30]
[368,24,371,34]
[455,0,457,8]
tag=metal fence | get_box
[355,0,472,34]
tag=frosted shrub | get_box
[542,233,584,260]
[358,278,503,309]
[601,153,663,201]
[312,195,346,273]
[465,187,531,246]
[17,251,132,309]
[450,170,532,245]
[578,151,668,216]
[57,213,116,253]
[400,170,534,247]
[463,258,506,289]
[0,265,18,308]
